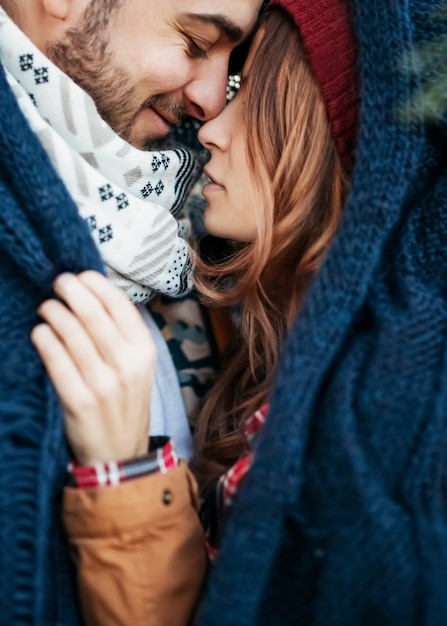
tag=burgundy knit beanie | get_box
[270,0,360,174]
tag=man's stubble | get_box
[46,0,185,147]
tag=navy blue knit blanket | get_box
[0,63,103,624]
[200,0,447,624]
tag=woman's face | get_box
[198,28,266,243]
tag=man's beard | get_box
[46,3,185,147]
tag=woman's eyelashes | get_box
[187,37,208,59]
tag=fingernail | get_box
[30,323,50,345]
[54,272,76,293]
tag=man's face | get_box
[47,0,262,149]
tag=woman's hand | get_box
[31,271,156,466]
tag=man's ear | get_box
[41,0,71,20]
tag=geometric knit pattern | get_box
[0,8,201,304]
[199,0,447,624]
[0,58,102,624]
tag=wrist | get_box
[74,439,150,467]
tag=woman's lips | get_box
[203,169,224,188]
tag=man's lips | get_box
[151,105,179,127]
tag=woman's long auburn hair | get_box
[190,7,349,493]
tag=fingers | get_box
[51,272,154,368]
[36,297,116,390]
[51,273,129,365]
[32,320,152,464]
[34,270,156,395]
[59,271,150,345]
[31,271,157,465]
[30,322,96,415]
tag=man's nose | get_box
[183,57,229,121]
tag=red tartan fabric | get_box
[68,440,179,488]
[219,405,268,508]
[206,404,269,559]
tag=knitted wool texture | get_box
[271,0,359,173]
[0,62,103,624]
[199,0,447,624]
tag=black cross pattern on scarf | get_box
[34,67,49,85]
[155,181,164,196]
[99,225,113,243]
[116,193,129,210]
[151,154,171,173]
[19,54,33,72]
[152,156,161,172]
[99,184,113,201]
[86,215,97,232]
[141,182,153,198]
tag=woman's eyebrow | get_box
[181,13,244,42]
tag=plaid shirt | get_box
[202,404,269,559]
[67,437,179,488]
[218,405,267,507]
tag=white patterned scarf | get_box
[0,8,201,304]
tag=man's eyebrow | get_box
[181,13,244,42]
